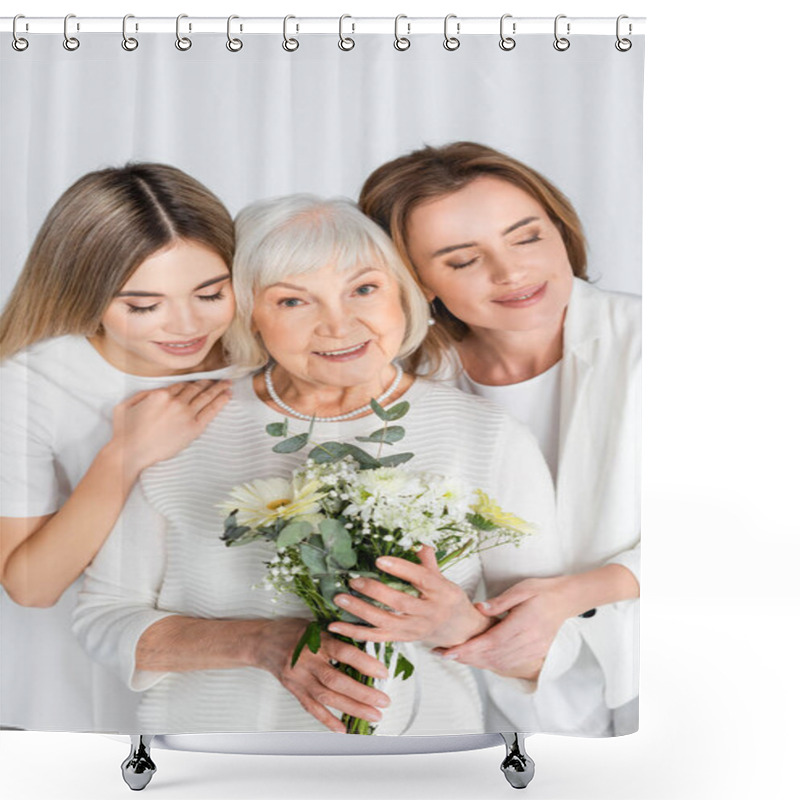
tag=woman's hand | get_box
[327,546,491,649]
[110,380,232,475]
[432,577,573,681]
[250,618,392,734]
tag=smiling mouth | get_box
[154,337,207,354]
[313,341,370,360]
[492,283,546,304]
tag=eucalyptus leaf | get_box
[308,441,352,463]
[319,575,346,607]
[354,426,405,445]
[266,420,289,437]
[383,401,410,421]
[272,433,309,454]
[221,527,262,547]
[369,398,391,421]
[223,510,239,529]
[276,520,314,548]
[291,621,321,667]
[327,542,357,569]
[299,542,327,575]
[319,518,349,548]
[342,445,382,469]
[378,452,415,467]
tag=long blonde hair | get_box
[359,141,588,374]
[0,163,234,360]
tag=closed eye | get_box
[126,303,158,314]
[198,290,226,302]
[515,234,542,245]
[447,257,478,270]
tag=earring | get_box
[427,301,437,326]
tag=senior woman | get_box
[73,196,563,735]
[359,142,641,737]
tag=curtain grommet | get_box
[282,15,299,52]
[394,15,411,51]
[443,14,460,51]
[12,15,29,51]
[615,15,632,51]
[499,14,516,51]
[63,13,80,51]
[553,14,571,51]
[175,14,192,51]
[226,15,243,52]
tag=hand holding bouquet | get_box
[221,399,534,734]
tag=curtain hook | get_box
[12,14,29,52]
[338,14,355,51]
[553,14,571,51]
[394,15,410,51]
[63,13,80,51]
[499,14,516,51]
[282,15,299,52]
[615,15,632,51]
[175,14,192,51]
[122,14,139,51]
[443,14,460,51]
[226,15,243,52]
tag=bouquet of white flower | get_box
[220,398,534,734]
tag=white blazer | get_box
[553,278,640,710]
[451,278,641,711]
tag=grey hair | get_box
[224,194,430,371]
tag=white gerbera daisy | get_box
[219,477,324,528]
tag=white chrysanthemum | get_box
[219,477,324,528]
[353,467,413,498]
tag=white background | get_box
[1,1,799,799]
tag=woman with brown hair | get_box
[0,163,235,731]
[358,142,641,737]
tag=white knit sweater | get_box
[74,376,561,734]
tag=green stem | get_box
[339,664,377,735]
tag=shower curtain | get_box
[0,16,644,741]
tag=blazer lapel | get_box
[556,280,603,520]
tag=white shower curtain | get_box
[1,29,643,302]
[1,17,643,742]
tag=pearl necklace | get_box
[263,362,404,422]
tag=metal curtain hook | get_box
[553,14,571,51]
[394,15,410,51]
[283,15,299,52]
[615,14,632,51]
[443,14,460,51]
[226,15,243,52]
[499,14,516,51]
[338,14,355,51]
[122,14,139,51]
[63,13,80,51]
[12,14,29,51]
[175,13,192,51]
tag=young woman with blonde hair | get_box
[0,163,235,731]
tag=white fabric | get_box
[0,335,232,731]
[0,34,644,308]
[449,279,641,723]
[461,361,562,479]
[74,376,563,734]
